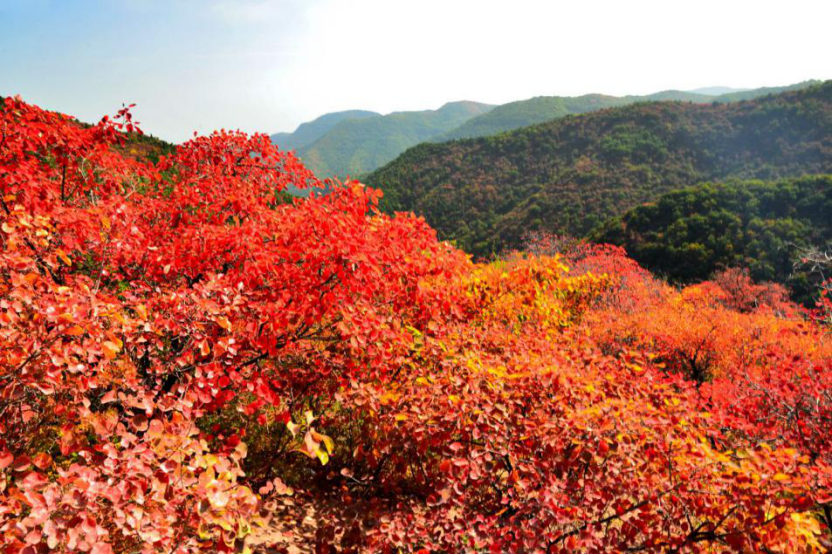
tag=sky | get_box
[1,0,830,143]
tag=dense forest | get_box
[270,81,818,178]
[437,80,819,141]
[2,97,831,553]
[367,81,832,256]
[592,175,832,303]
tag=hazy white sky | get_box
[1,0,830,142]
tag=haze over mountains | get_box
[688,86,750,96]
[271,80,820,177]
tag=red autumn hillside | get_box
[1,97,831,553]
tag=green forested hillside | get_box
[367,81,832,256]
[268,81,818,178]
[437,81,820,141]
[270,109,379,151]
[437,95,629,141]
[296,101,493,177]
[711,80,821,103]
[592,175,832,302]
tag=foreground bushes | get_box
[0,98,830,552]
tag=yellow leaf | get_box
[315,448,329,465]
[319,433,334,454]
[286,420,300,437]
[197,523,212,540]
[56,249,71,265]
[102,341,120,360]
[394,413,408,422]
[216,316,232,331]
[772,473,790,481]
[237,518,252,538]
[136,304,148,321]
[111,312,126,325]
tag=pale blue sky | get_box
[2,0,830,142]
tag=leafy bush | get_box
[1,97,831,553]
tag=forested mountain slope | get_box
[436,80,820,141]
[270,109,379,151]
[592,175,832,302]
[267,81,817,177]
[367,81,832,255]
[295,101,493,176]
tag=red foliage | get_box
[701,267,795,315]
[1,98,831,553]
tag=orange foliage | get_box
[585,267,832,383]
[1,98,831,553]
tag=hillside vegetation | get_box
[433,81,820,141]
[2,97,832,553]
[270,81,817,177]
[270,109,379,151]
[592,175,832,302]
[436,94,631,141]
[367,81,832,255]
[295,101,493,176]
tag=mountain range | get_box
[271,80,820,177]
[364,81,832,256]
[293,101,494,177]
[270,109,379,152]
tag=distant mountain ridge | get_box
[365,81,832,256]
[437,80,821,141]
[270,109,379,151]
[293,101,494,177]
[271,80,820,177]
[687,86,751,96]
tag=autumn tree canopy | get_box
[1,97,831,553]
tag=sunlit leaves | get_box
[2,96,831,554]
